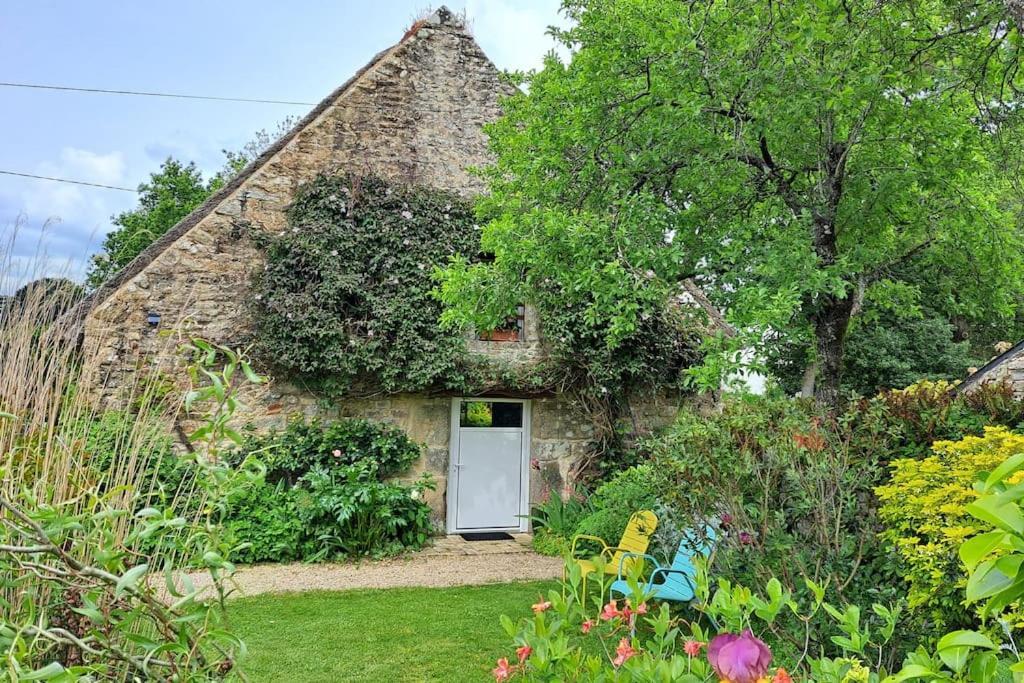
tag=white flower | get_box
[645,269,656,279]
[331,250,339,256]
[401,210,413,220]
[410,490,420,500]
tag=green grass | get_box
[228,581,556,682]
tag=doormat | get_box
[460,532,515,542]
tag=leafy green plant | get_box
[877,426,1024,630]
[0,339,263,679]
[251,173,480,396]
[575,465,660,549]
[223,415,434,561]
[495,558,901,681]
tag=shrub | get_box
[575,465,660,549]
[231,415,423,483]
[528,486,593,556]
[223,416,434,561]
[876,426,1024,630]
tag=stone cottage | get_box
[957,340,1024,398]
[73,8,695,534]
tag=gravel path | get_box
[187,551,563,599]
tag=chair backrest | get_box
[663,523,717,596]
[609,510,658,574]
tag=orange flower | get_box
[581,619,594,634]
[493,657,514,681]
[684,640,705,657]
[531,600,552,613]
[772,667,793,683]
[516,645,532,664]
[612,638,639,667]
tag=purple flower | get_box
[708,630,771,683]
[739,531,753,546]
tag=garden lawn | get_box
[229,581,557,682]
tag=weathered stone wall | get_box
[80,13,590,530]
[965,348,1024,398]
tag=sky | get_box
[0,1,566,290]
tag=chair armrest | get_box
[651,567,697,591]
[615,552,660,580]
[570,534,609,557]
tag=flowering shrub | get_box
[494,560,900,681]
[223,416,434,562]
[876,426,1024,629]
[251,173,480,396]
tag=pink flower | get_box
[516,645,532,664]
[632,601,648,615]
[531,600,552,613]
[684,640,705,657]
[332,449,342,458]
[581,619,594,634]
[600,600,621,621]
[530,458,541,470]
[739,531,754,546]
[492,657,514,681]
[720,513,733,526]
[708,630,772,683]
[612,638,639,667]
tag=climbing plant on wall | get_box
[251,174,480,395]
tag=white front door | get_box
[447,399,530,533]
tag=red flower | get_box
[600,600,622,621]
[493,657,514,681]
[531,599,552,613]
[516,645,532,664]
[773,667,793,683]
[581,619,594,634]
[684,640,705,657]
[612,638,639,667]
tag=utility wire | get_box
[0,170,137,192]
[0,81,317,106]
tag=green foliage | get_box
[230,415,423,483]
[575,465,660,548]
[497,559,901,681]
[223,415,433,561]
[771,307,978,397]
[0,339,263,679]
[877,427,1024,632]
[438,0,1024,405]
[295,464,434,559]
[529,487,593,556]
[252,173,480,395]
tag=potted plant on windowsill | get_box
[481,328,520,342]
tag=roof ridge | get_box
[64,36,411,328]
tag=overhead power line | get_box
[0,170,137,192]
[0,81,317,106]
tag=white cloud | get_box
[463,0,569,72]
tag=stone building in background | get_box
[957,340,1024,398]
[70,8,693,533]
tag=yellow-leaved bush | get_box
[876,426,1024,629]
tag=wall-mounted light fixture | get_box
[146,311,161,327]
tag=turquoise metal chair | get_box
[609,524,716,604]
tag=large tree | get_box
[438,0,1023,407]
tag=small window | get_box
[478,305,525,342]
[460,401,523,428]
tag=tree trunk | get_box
[799,360,818,398]
[812,294,856,410]
[1008,0,1024,34]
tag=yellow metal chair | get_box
[566,510,658,603]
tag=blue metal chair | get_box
[609,524,716,604]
